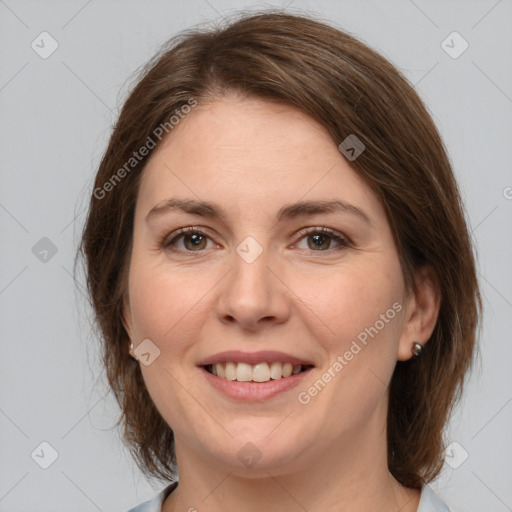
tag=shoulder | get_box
[417,485,452,512]
[125,482,177,512]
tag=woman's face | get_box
[124,96,420,475]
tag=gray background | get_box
[1,0,511,511]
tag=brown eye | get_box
[182,233,207,250]
[307,233,333,251]
[294,228,349,253]
[164,228,213,252]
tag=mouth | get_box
[203,361,314,383]
[197,350,315,400]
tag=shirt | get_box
[126,482,451,511]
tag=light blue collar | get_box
[127,481,450,511]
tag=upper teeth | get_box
[210,362,303,382]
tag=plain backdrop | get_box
[1,1,511,511]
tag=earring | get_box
[129,343,137,361]
[412,342,423,358]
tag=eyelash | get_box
[161,226,350,255]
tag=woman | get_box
[80,11,481,512]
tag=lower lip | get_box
[200,367,312,401]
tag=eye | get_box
[293,227,350,253]
[163,227,216,252]
[161,226,350,255]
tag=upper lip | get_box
[197,350,315,367]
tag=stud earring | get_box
[412,342,423,358]
[129,343,137,361]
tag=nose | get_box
[215,245,290,332]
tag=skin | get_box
[123,95,440,512]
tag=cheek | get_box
[290,259,404,352]
[127,260,202,350]
[126,263,208,428]
[291,266,404,434]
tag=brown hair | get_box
[79,10,481,488]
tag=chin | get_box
[195,427,309,476]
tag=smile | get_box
[204,362,311,382]
[198,350,315,400]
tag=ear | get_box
[122,294,136,358]
[397,265,441,361]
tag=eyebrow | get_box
[145,198,371,225]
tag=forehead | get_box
[136,97,385,223]
[150,97,336,172]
